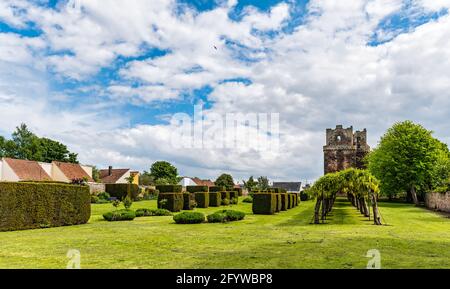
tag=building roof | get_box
[4,158,52,181]
[191,177,215,187]
[272,182,302,192]
[53,161,93,182]
[99,168,130,184]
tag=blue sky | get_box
[0,0,449,182]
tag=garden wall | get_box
[425,192,450,213]
[88,182,106,195]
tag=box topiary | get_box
[233,187,243,196]
[155,185,182,193]
[135,208,172,217]
[252,193,277,215]
[209,186,225,192]
[220,191,230,203]
[194,192,209,208]
[209,192,222,207]
[280,193,288,211]
[186,185,209,193]
[207,210,245,223]
[103,209,136,221]
[183,193,196,210]
[229,191,239,204]
[173,212,205,224]
[158,193,183,212]
[0,182,90,232]
[274,193,282,212]
[105,184,140,200]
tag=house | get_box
[99,166,139,185]
[272,182,302,193]
[178,177,215,187]
[0,157,93,183]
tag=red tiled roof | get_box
[4,158,52,181]
[53,161,93,182]
[192,177,215,187]
[99,168,129,184]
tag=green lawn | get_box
[0,197,449,269]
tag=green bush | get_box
[275,193,281,212]
[194,192,209,208]
[105,184,140,200]
[220,191,230,204]
[158,193,183,212]
[221,198,230,206]
[209,192,222,207]
[252,193,277,215]
[135,208,172,217]
[173,212,205,224]
[233,187,243,196]
[91,195,99,204]
[0,182,90,232]
[97,191,111,201]
[280,194,288,211]
[207,210,245,223]
[156,185,182,193]
[229,191,239,203]
[183,193,196,210]
[300,191,309,201]
[209,186,225,192]
[186,186,209,193]
[103,209,136,221]
[242,197,253,203]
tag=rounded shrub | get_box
[173,212,205,224]
[103,209,136,221]
[207,210,245,223]
[221,198,230,206]
[135,208,172,217]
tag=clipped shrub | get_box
[91,195,100,204]
[105,184,140,200]
[186,185,209,193]
[209,186,225,192]
[158,193,183,212]
[209,192,222,207]
[0,182,90,232]
[135,208,172,217]
[233,187,243,196]
[173,212,205,224]
[103,209,136,221]
[280,194,288,211]
[300,191,309,201]
[229,191,239,203]
[155,185,182,193]
[194,192,209,208]
[97,191,111,201]
[221,198,230,206]
[252,193,277,215]
[207,210,245,223]
[242,197,253,203]
[220,191,230,204]
[183,193,196,210]
[274,193,281,212]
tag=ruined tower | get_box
[323,125,370,174]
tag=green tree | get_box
[139,171,154,186]
[215,173,235,188]
[243,176,258,192]
[91,166,101,182]
[367,121,447,204]
[11,124,42,160]
[257,176,270,190]
[150,161,179,184]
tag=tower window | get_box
[336,135,342,142]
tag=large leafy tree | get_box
[0,123,79,163]
[367,121,448,204]
[243,176,258,192]
[149,161,179,185]
[215,173,235,188]
[257,176,270,190]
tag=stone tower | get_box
[323,125,370,174]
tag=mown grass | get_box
[0,197,449,268]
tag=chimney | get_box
[108,166,113,176]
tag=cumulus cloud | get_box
[0,0,449,182]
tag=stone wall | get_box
[425,192,450,213]
[87,182,106,195]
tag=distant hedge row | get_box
[105,184,140,200]
[252,189,299,215]
[0,182,90,232]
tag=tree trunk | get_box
[372,195,382,225]
[359,198,365,215]
[355,196,360,210]
[321,198,327,221]
[314,198,321,224]
[363,198,369,217]
[410,186,419,206]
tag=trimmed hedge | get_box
[229,191,239,204]
[156,185,182,193]
[173,212,205,224]
[209,192,222,207]
[242,197,253,203]
[186,185,209,193]
[252,193,277,215]
[209,186,225,192]
[194,192,209,208]
[183,193,196,210]
[300,191,309,201]
[220,191,230,203]
[135,208,172,217]
[233,187,243,196]
[103,209,136,221]
[280,193,288,211]
[0,182,90,232]
[105,184,140,200]
[275,193,281,212]
[207,210,245,223]
[273,187,287,194]
[158,193,183,212]
[287,194,292,209]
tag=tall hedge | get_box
[229,191,239,204]
[233,187,243,196]
[209,192,222,207]
[0,182,90,232]
[275,193,281,212]
[156,185,182,193]
[183,193,195,210]
[252,193,277,215]
[195,192,209,208]
[158,193,183,212]
[280,194,288,211]
[210,186,225,192]
[105,184,140,200]
[186,186,209,193]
